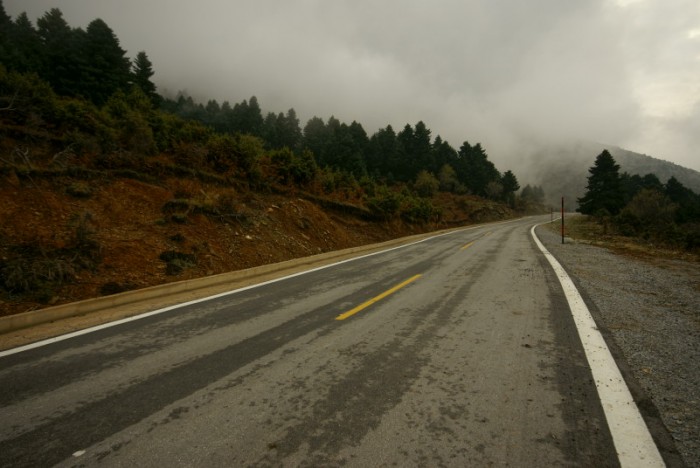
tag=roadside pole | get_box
[561,197,565,244]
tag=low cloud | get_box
[6,0,700,172]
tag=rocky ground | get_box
[536,224,700,468]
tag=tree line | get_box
[0,4,158,106]
[162,93,522,202]
[578,150,700,250]
[0,3,538,211]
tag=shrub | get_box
[70,211,102,270]
[368,186,402,219]
[0,66,60,127]
[171,213,188,224]
[66,182,93,198]
[159,251,196,275]
[0,211,101,301]
[414,170,439,198]
[616,189,677,239]
[0,256,75,296]
[402,196,439,223]
[269,147,318,186]
[206,133,238,174]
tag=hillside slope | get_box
[0,166,512,318]
[523,141,700,210]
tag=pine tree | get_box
[458,141,499,197]
[367,125,398,178]
[501,170,520,206]
[82,18,131,105]
[9,13,44,73]
[37,8,83,96]
[577,150,625,216]
[244,96,264,136]
[132,51,159,105]
[0,0,14,67]
[302,116,329,165]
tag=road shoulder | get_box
[536,224,697,468]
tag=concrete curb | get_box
[0,229,446,336]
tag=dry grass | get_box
[543,214,700,263]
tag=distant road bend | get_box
[0,215,665,466]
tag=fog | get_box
[6,0,700,173]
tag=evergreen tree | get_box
[132,51,159,105]
[204,99,222,128]
[9,13,44,73]
[82,18,131,105]
[244,96,264,136]
[665,177,700,223]
[37,8,83,96]
[577,150,625,216]
[0,0,10,25]
[367,124,398,178]
[458,141,499,197]
[396,124,416,181]
[280,108,302,150]
[0,0,11,65]
[413,121,434,173]
[501,170,520,206]
[302,116,329,164]
[227,96,264,136]
[262,111,280,148]
[432,136,458,177]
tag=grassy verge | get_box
[542,214,700,263]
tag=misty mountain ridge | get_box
[524,140,700,210]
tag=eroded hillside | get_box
[0,167,513,317]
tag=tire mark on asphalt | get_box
[0,264,434,467]
[255,256,489,466]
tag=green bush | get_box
[159,251,196,275]
[269,148,317,186]
[414,170,439,198]
[615,189,677,239]
[368,186,402,219]
[0,65,60,126]
[402,196,439,223]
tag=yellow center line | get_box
[460,241,475,251]
[335,274,422,321]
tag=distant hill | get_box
[523,141,700,210]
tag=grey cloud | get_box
[5,0,699,172]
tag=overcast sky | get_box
[6,0,700,172]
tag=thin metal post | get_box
[561,197,565,244]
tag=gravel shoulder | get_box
[536,224,700,468]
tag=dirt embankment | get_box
[0,172,513,317]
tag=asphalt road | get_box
[0,216,623,466]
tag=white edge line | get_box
[530,223,665,468]
[1,220,522,358]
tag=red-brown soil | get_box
[0,171,513,317]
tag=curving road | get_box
[1,216,631,466]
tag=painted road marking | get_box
[460,241,475,250]
[335,274,422,321]
[530,224,665,468]
[0,216,526,357]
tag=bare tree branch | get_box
[0,91,19,111]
